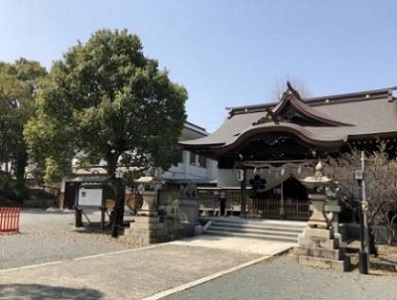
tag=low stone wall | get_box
[123,186,201,246]
[123,215,181,247]
[25,197,57,208]
[343,223,397,245]
[373,225,397,245]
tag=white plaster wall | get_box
[217,169,239,187]
[164,150,217,182]
[206,159,218,180]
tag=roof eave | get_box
[216,124,346,155]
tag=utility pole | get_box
[355,151,370,274]
[239,168,247,217]
[361,151,370,270]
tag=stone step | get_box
[205,229,298,243]
[293,254,350,272]
[212,221,305,233]
[202,217,306,243]
[201,217,307,228]
[209,225,300,237]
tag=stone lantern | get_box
[294,161,350,271]
[301,161,332,229]
[138,171,162,217]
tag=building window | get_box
[189,152,207,168]
[189,152,197,165]
[198,156,207,168]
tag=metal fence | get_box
[247,197,280,219]
[197,187,310,220]
[247,198,310,220]
[197,188,221,216]
[284,200,310,220]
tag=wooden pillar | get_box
[280,179,285,219]
[240,168,247,217]
[75,207,83,227]
[100,207,106,231]
[58,192,65,209]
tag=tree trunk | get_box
[106,151,119,177]
[369,225,378,256]
[386,213,397,245]
[105,150,125,238]
[14,150,28,188]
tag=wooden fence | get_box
[0,207,21,233]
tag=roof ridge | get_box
[229,86,397,115]
[305,86,397,103]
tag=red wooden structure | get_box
[0,207,21,233]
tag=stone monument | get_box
[178,182,200,236]
[294,161,350,271]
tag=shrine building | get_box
[180,83,397,220]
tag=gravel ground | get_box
[0,208,132,270]
[0,243,260,299]
[3,209,397,300]
[164,254,397,300]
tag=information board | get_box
[78,188,103,207]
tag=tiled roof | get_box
[181,85,397,152]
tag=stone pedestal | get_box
[123,215,180,246]
[123,189,180,246]
[294,226,349,271]
[179,198,199,237]
[325,199,345,247]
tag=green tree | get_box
[0,58,47,188]
[25,29,187,182]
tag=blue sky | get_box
[1,0,397,132]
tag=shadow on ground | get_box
[0,284,104,300]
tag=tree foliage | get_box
[25,29,187,182]
[0,58,47,186]
[366,145,397,244]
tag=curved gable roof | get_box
[181,84,397,157]
[215,122,347,154]
[269,82,353,127]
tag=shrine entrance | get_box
[280,176,310,220]
[246,174,310,221]
[183,83,361,222]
